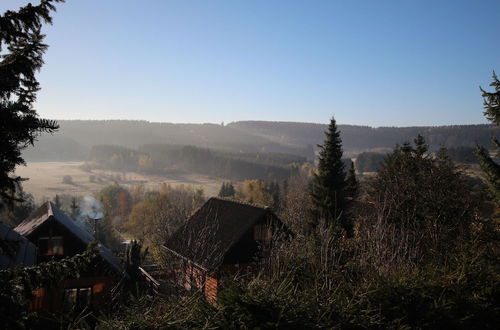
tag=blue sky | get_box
[2,0,500,126]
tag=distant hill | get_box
[228,121,497,152]
[22,120,496,162]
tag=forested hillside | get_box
[229,121,496,151]
[22,120,496,162]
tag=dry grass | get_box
[15,162,221,203]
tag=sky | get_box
[2,0,500,127]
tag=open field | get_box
[15,162,222,203]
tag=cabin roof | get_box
[0,222,37,268]
[14,202,125,276]
[164,197,281,271]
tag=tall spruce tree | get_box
[476,72,500,205]
[0,0,62,210]
[218,182,235,198]
[310,116,352,235]
[345,161,358,198]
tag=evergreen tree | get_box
[0,1,63,210]
[345,161,358,198]
[70,196,78,219]
[227,182,235,197]
[476,72,500,205]
[218,182,227,197]
[218,182,235,198]
[367,136,476,254]
[266,180,281,211]
[310,116,351,235]
[219,182,226,197]
[54,194,61,208]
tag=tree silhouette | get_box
[310,116,352,235]
[476,72,500,205]
[0,0,63,209]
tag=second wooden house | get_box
[163,197,289,303]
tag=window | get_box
[38,236,64,256]
[63,287,92,312]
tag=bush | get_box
[62,175,73,184]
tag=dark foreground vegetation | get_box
[1,1,499,329]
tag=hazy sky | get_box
[2,0,500,126]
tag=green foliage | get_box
[447,146,478,164]
[218,181,236,198]
[477,72,500,206]
[480,71,500,126]
[477,145,500,204]
[310,116,352,235]
[355,151,386,172]
[0,0,62,210]
[366,136,477,260]
[0,188,36,226]
[344,161,358,198]
[0,242,98,329]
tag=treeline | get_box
[22,120,497,162]
[229,121,497,151]
[86,144,305,181]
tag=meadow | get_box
[15,161,221,203]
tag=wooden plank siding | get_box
[204,276,218,304]
[29,276,115,313]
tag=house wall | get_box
[204,276,218,304]
[30,276,117,312]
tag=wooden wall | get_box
[204,276,218,304]
[30,276,117,313]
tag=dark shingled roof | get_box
[14,202,125,276]
[164,197,281,271]
[0,222,37,268]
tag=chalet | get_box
[163,197,289,303]
[0,221,36,268]
[14,202,127,312]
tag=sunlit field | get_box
[15,161,221,203]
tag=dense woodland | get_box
[1,1,499,329]
[22,119,496,162]
[85,144,304,181]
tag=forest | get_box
[21,119,496,162]
[85,144,305,181]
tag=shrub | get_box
[62,175,73,184]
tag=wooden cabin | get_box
[14,202,127,312]
[163,197,289,303]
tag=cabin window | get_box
[38,236,64,256]
[63,287,92,312]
